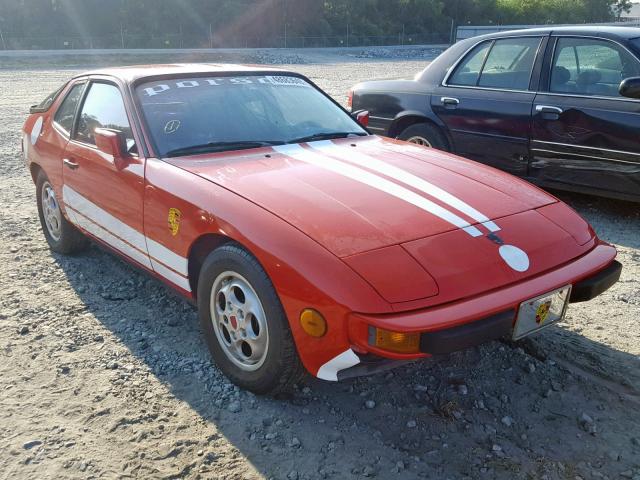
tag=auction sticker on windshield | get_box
[513,285,572,340]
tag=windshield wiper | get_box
[286,131,367,145]
[165,140,284,158]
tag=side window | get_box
[448,42,491,86]
[32,85,64,112]
[53,83,85,134]
[449,37,540,90]
[550,37,640,97]
[477,37,541,89]
[75,82,136,152]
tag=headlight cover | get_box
[342,245,439,304]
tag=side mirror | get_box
[351,109,370,128]
[619,77,640,99]
[94,128,128,169]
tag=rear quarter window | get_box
[53,83,85,134]
[30,85,65,113]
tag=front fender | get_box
[144,158,392,379]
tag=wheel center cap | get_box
[230,315,238,330]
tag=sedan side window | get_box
[449,37,540,90]
[75,82,136,153]
[53,83,85,134]
[477,37,541,89]
[550,37,640,97]
[448,42,491,86]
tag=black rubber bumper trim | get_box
[419,309,515,355]
[569,260,622,303]
[336,356,412,381]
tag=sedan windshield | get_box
[135,74,367,157]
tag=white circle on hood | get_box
[499,244,530,272]
[31,117,43,145]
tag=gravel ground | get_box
[0,50,639,480]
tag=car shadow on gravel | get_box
[49,239,640,479]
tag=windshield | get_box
[135,74,367,157]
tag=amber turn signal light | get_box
[300,309,327,337]
[371,327,420,354]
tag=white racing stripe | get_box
[63,185,147,252]
[66,207,153,270]
[147,238,189,276]
[274,144,483,237]
[63,185,191,292]
[150,259,191,291]
[311,140,500,233]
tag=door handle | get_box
[441,97,460,107]
[535,105,563,115]
[63,158,79,170]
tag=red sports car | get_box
[23,64,621,394]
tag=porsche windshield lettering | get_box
[141,75,310,97]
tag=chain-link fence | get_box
[0,32,449,50]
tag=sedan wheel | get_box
[211,271,269,371]
[406,135,432,147]
[398,123,449,151]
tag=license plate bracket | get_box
[512,285,572,340]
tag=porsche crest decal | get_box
[168,208,182,236]
[535,301,552,324]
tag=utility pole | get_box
[346,23,349,47]
[450,18,456,44]
[120,23,125,49]
[209,24,213,49]
[283,0,287,48]
[401,23,405,46]
[0,27,6,50]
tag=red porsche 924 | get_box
[23,65,622,394]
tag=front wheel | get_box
[36,171,88,254]
[197,244,304,395]
[398,123,449,151]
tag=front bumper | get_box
[348,243,619,360]
[569,259,622,303]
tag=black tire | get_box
[36,171,88,254]
[197,243,304,395]
[398,122,450,151]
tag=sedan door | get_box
[61,79,150,268]
[431,35,546,176]
[530,36,640,201]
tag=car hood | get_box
[170,136,560,258]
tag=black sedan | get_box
[350,26,640,203]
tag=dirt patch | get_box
[0,58,639,480]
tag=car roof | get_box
[76,63,289,84]
[484,25,640,40]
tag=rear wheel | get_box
[398,123,449,151]
[197,244,304,395]
[36,171,88,254]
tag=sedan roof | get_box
[486,25,640,40]
[76,63,287,84]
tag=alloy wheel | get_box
[41,181,62,241]
[210,271,269,371]
[407,135,432,147]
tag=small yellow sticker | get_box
[168,208,182,236]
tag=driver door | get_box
[530,36,640,199]
[61,79,150,268]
